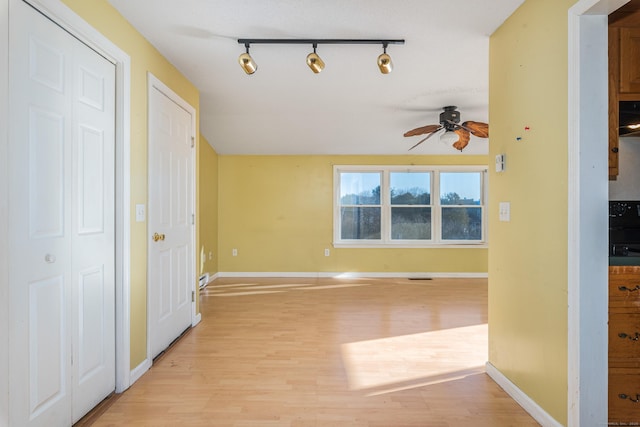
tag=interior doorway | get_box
[147,74,198,362]
[567,0,628,425]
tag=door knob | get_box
[44,254,56,263]
[152,232,165,242]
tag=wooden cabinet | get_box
[609,26,620,179]
[609,266,640,423]
[620,28,640,94]
[610,371,640,422]
[610,26,621,179]
[608,4,640,179]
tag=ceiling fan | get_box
[403,106,489,151]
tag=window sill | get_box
[332,243,488,249]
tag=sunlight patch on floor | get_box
[297,283,372,290]
[333,273,372,279]
[206,283,262,288]
[341,323,488,393]
[209,283,318,291]
[363,367,486,396]
[204,282,373,296]
[208,290,286,297]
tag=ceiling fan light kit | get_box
[237,38,404,75]
[440,130,459,145]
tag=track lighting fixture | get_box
[377,43,393,74]
[306,44,325,73]
[237,38,404,75]
[238,43,257,75]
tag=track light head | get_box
[377,43,393,74]
[238,44,257,75]
[306,44,325,73]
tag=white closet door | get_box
[69,13,116,423]
[8,1,116,425]
[148,84,194,359]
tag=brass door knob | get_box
[152,232,165,242]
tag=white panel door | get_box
[8,0,116,425]
[148,84,194,360]
[70,19,116,423]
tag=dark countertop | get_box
[610,256,640,266]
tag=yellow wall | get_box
[218,155,488,273]
[489,0,577,424]
[199,136,219,278]
[61,0,200,368]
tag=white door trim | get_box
[567,1,628,425]
[0,0,9,424]
[146,72,199,365]
[0,0,132,400]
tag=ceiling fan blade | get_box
[409,129,441,150]
[460,121,489,138]
[453,129,470,151]
[403,124,441,137]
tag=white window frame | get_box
[333,165,488,248]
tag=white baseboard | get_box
[129,357,151,386]
[193,312,202,326]
[485,362,563,427]
[215,271,488,279]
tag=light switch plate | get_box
[499,202,510,222]
[135,204,146,222]
[495,154,505,172]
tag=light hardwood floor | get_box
[87,277,540,426]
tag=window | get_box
[390,171,431,240]
[339,172,381,240]
[440,172,483,241]
[334,166,487,247]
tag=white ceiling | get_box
[107,0,524,155]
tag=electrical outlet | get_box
[232,248,238,256]
[324,248,330,257]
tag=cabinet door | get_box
[609,266,640,310]
[610,371,640,423]
[610,313,640,366]
[620,27,640,93]
[610,26,620,178]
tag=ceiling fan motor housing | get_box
[440,106,460,131]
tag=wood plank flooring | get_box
[88,277,540,426]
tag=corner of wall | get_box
[0,0,10,423]
[198,135,219,276]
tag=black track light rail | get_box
[238,38,405,47]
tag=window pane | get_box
[442,207,482,240]
[340,172,381,205]
[340,207,381,239]
[390,172,430,205]
[391,207,431,240]
[440,172,481,205]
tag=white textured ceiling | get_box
[107,0,524,155]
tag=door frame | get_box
[568,0,628,425]
[146,72,199,364]
[0,3,132,422]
